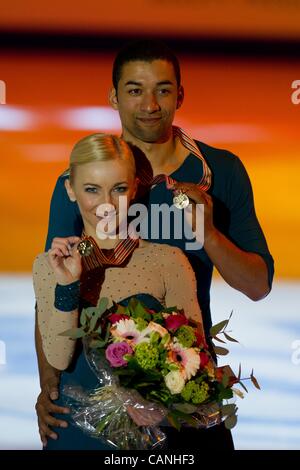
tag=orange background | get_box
[1,51,299,277]
[1,0,300,40]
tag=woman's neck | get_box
[83,225,121,250]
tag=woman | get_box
[33,133,204,450]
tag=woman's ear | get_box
[109,86,119,110]
[64,178,77,202]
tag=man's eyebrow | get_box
[124,80,174,87]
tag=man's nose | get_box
[140,93,160,113]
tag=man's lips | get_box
[137,117,162,125]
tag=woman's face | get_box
[65,159,137,237]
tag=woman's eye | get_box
[113,186,128,193]
[85,187,97,193]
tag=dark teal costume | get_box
[44,140,274,450]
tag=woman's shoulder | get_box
[137,240,185,259]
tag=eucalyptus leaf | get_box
[89,309,103,332]
[210,319,229,337]
[173,403,197,414]
[97,297,109,315]
[213,336,227,344]
[250,373,261,390]
[80,309,87,326]
[213,346,229,356]
[221,403,237,417]
[167,412,181,431]
[224,413,238,430]
[238,380,249,393]
[223,332,239,343]
[59,328,86,339]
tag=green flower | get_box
[175,325,196,348]
[135,317,148,331]
[135,342,159,370]
[181,380,209,404]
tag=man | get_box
[35,39,274,449]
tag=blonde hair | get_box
[65,133,136,183]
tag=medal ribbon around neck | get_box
[151,126,212,208]
[78,234,139,269]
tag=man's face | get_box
[110,59,184,144]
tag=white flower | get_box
[111,318,149,345]
[168,340,200,380]
[164,370,186,395]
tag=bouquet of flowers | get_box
[60,297,259,449]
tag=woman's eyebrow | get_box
[83,183,101,187]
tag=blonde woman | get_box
[33,134,204,450]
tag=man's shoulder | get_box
[194,139,239,166]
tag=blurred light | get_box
[58,106,121,131]
[0,106,36,130]
[176,123,270,143]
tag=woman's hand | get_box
[48,236,82,286]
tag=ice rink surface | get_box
[0,276,299,450]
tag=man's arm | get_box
[173,154,273,301]
[204,227,269,301]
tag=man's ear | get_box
[64,178,76,202]
[109,86,119,110]
[176,85,184,110]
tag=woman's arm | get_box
[33,252,79,370]
[160,245,204,330]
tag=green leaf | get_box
[213,346,229,356]
[250,372,261,390]
[224,413,238,430]
[89,339,107,349]
[223,332,239,343]
[210,319,229,337]
[83,306,98,319]
[238,363,242,381]
[59,327,86,339]
[80,309,87,326]
[221,403,237,417]
[167,412,181,431]
[97,297,109,315]
[173,403,197,414]
[239,380,249,393]
[222,373,229,388]
[213,336,227,344]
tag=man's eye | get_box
[159,89,170,95]
[85,187,97,193]
[129,89,141,96]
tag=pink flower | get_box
[107,313,130,324]
[165,314,188,332]
[105,341,133,367]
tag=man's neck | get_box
[123,127,189,176]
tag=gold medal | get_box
[77,239,94,257]
[173,190,190,209]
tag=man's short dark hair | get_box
[112,39,181,90]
